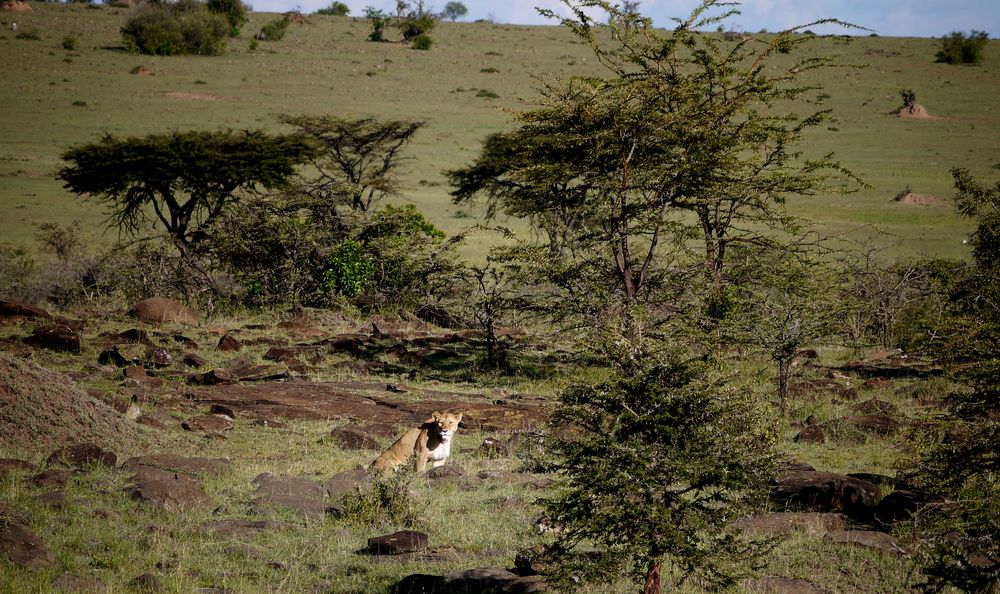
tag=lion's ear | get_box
[455,413,463,422]
[430,411,442,422]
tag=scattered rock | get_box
[0,300,50,319]
[131,297,200,325]
[852,398,898,416]
[252,473,326,499]
[46,443,117,468]
[145,346,173,368]
[217,335,242,352]
[444,567,544,593]
[874,489,942,527]
[368,530,429,555]
[0,518,56,568]
[823,530,909,556]
[325,468,373,499]
[793,417,825,444]
[183,353,208,368]
[831,415,901,436]
[330,427,382,451]
[770,471,881,521]
[249,472,335,516]
[35,490,67,508]
[22,324,80,353]
[426,465,465,480]
[31,468,71,489]
[0,458,33,477]
[731,512,848,537]
[182,414,235,433]
[128,475,212,510]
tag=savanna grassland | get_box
[1,2,999,258]
[1,3,999,594]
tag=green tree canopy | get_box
[442,1,467,21]
[58,130,316,251]
[541,354,777,593]
[280,115,424,212]
[448,0,863,339]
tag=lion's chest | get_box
[426,434,452,462]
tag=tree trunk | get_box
[643,560,661,594]
[778,356,790,413]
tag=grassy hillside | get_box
[1,2,998,261]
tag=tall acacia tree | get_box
[448,0,862,338]
[280,115,424,213]
[59,129,316,253]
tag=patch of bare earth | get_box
[894,192,941,206]
[163,92,233,102]
[0,354,159,456]
[896,102,938,120]
[1,1,32,12]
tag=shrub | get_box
[122,0,229,56]
[206,0,248,37]
[365,7,390,42]
[256,15,290,41]
[316,1,349,16]
[398,11,435,41]
[900,88,917,107]
[0,243,36,302]
[936,30,989,64]
[323,240,375,298]
[62,34,78,50]
[16,31,41,41]
[411,33,432,50]
[339,468,419,528]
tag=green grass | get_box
[1,3,998,262]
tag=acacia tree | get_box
[58,130,315,254]
[541,352,776,593]
[448,0,862,339]
[280,115,424,212]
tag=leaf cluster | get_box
[935,30,989,65]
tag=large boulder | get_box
[22,324,80,353]
[0,518,56,568]
[131,297,200,325]
[770,471,881,521]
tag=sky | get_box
[250,0,1000,38]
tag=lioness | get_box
[370,411,463,472]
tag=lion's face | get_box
[431,411,462,436]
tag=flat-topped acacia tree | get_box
[58,129,316,253]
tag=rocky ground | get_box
[0,297,947,592]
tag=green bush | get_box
[398,11,435,41]
[323,240,375,298]
[256,15,290,41]
[122,0,229,56]
[62,34,78,50]
[936,30,989,64]
[411,33,432,50]
[365,7,390,42]
[316,1,349,16]
[207,0,248,37]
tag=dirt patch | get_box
[0,354,159,457]
[130,66,154,76]
[163,92,233,102]
[896,102,934,120]
[1,1,33,12]
[894,192,941,206]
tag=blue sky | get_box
[252,0,1000,38]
